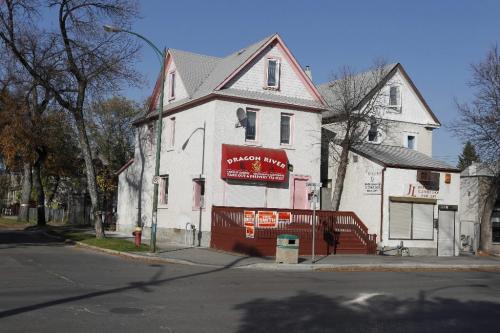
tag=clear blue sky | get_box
[122,0,499,165]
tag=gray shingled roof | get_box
[139,34,326,122]
[317,64,398,119]
[169,49,220,97]
[214,88,324,109]
[461,162,498,177]
[352,143,459,171]
[191,35,275,100]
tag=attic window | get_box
[389,86,401,108]
[168,71,176,100]
[266,58,280,89]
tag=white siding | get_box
[226,42,316,101]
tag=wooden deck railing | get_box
[211,206,377,256]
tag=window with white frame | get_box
[280,113,292,145]
[389,200,434,240]
[168,71,176,100]
[406,135,416,150]
[245,109,257,141]
[389,85,401,108]
[168,117,176,148]
[159,175,169,206]
[266,58,280,88]
[193,178,205,209]
[368,119,378,143]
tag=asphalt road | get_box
[1,230,500,333]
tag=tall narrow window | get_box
[389,86,400,106]
[407,135,415,150]
[168,71,176,99]
[280,114,292,145]
[159,175,169,205]
[368,119,378,142]
[245,110,257,141]
[266,59,280,88]
[168,117,176,148]
[193,179,205,209]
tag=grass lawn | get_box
[63,232,150,252]
[0,217,33,229]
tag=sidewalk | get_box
[97,230,500,271]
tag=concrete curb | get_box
[239,263,500,272]
[72,241,208,267]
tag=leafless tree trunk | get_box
[18,162,31,222]
[33,148,46,226]
[330,140,349,210]
[0,0,140,238]
[323,61,391,210]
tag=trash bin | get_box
[276,234,299,264]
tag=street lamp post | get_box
[103,25,165,252]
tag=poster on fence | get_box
[244,210,256,227]
[278,212,292,224]
[245,226,255,239]
[257,211,278,228]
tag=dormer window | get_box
[168,71,176,100]
[389,85,401,108]
[266,58,280,89]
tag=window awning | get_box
[221,144,289,182]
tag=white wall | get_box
[226,42,316,101]
[211,99,322,209]
[117,98,322,240]
[382,168,460,255]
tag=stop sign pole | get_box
[307,182,321,264]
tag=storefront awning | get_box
[221,144,289,182]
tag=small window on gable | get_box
[245,109,257,141]
[159,175,169,206]
[368,119,378,143]
[389,86,401,107]
[407,135,416,150]
[168,71,176,100]
[266,58,280,89]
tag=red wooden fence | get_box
[210,206,377,256]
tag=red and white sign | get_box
[244,210,255,227]
[257,211,278,228]
[221,144,288,182]
[245,226,255,239]
[278,212,292,224]
[244,211,256,239]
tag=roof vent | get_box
[237,48,246,55]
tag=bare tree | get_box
[0,0,140,237]
[452,45,500,252]
[453,45,500,168]
[322,61,391,210]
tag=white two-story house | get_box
[319,63,461,256]
[116,34,328,246]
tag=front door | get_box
[292,177,309,209]
[438,205,457,256]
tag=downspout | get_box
[379,167,386,243]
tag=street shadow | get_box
[234,289,500,333]
[0,230,63,248]
[0,253,249,319]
